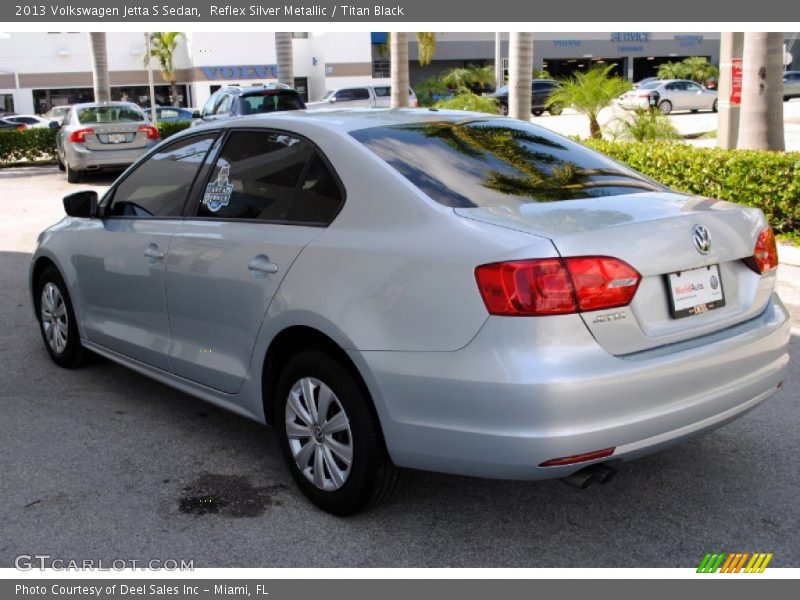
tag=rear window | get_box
[239,91,305,114]
[351,120,661,207]
[77,105,144,124]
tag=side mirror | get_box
[192,110,201,118]
[48,120,59,129]
[63,190,98,218]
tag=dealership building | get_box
[0,31,797,115]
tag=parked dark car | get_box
[490,79,563,116]
[196,85,306,124]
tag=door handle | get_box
[248,255,279,276]
[144,244,165,261]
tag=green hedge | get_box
[583,139,800,234]
[0,128,58,163]
[0,120,194,166]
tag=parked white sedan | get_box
[619,79,718,114]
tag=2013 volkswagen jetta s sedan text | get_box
[30,109,790,515]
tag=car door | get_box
[683,81,707,110]
[165,129,344,393]
[74,132,218,370]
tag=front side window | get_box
[334,90,353,101]
[214,94,233,116]
[197,130,312,221]
[685,82,702,92]
[351,119,661,208]
[202,93,221,117]
[77,105,144,124]
[373,86,390,97]
[106,134,216,217]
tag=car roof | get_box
[71,101,143,110]
[220,85,298,95]
[186,108,502,135]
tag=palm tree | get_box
[89,33,110,102]
[738,32,785,150]
[274,32,294,87]
[656,61,683,80]
[441,65,495,93]
[416,33,436,66]
[390,32,410,108]
[146,32,184,106]
[549,64,631,139]
[681,56,719,85]
[507,32,533,120]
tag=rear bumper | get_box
[358,294,790,479]
[65,142,155,171]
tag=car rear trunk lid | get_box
[456,192,775,355]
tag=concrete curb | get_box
[779,244,800,267]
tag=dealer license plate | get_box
[107,133,126,144]
[666,265,725,319]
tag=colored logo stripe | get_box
[697,552,773,573]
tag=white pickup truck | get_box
[306,85,418,109]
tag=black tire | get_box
[532,108,544,117]
[66,161,81,183]
[690,109,699,113]
[275,350,398,516]
[712,99,718,112]
[57,153,65,172]
[658,100,673,115]
[500,103,509,116]
[35,265,89,368]
[547,102,563,116]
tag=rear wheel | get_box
[658,100,673,115]
[66,161,81,183]
[532,108,544,117]
[712,99,718,112]
[275,350,398,516]
[36,266,88,368]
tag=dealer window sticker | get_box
[203,163,234,212]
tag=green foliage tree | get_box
[548,64,632,139]
[146,32,184,105]
[607,107,681,142]
[656,56,719,84]
[440,65,495,93]
[434,93,500,114]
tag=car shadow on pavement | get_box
[2,249,798,568]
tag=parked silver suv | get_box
[56,102,160,183]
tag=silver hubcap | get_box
[40,282,68,354]
[285,377,353,492]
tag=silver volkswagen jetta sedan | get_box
[31,109,789,515]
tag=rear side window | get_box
[196,130,343,224]
[107,134,216,217]
[238,92,305,115]
[351,120,661,207]
[197,130,312,221]
[77,105,144,124]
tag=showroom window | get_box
[106,134,217,217]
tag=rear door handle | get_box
[144,244,165,261]
[248,255,279,276]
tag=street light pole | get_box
[145,32,157,122]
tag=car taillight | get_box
[137,124,160,140]
[637,91,651,97]
[68,128,94,143]
[474,256,641,316]
[744,225,778,274]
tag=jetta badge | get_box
[692,224,711,254]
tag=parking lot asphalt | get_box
[0,166,798,568]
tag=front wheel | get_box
[547,102,563,116]
[658,100,673,115]
[531,108,544,117]
[36,265,89,368]
[275,350,398,516]
[712,99,718,112]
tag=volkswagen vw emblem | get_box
[692,225,711,254]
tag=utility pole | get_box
[717,32,744,149]
[145,33,157,122]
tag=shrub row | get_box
[582,139,800,234]
[0,128,58,163]
[0,120,194,166]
